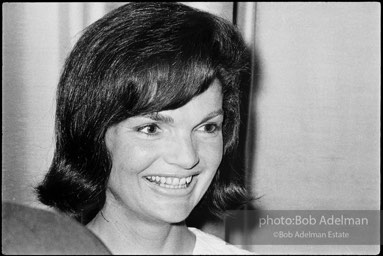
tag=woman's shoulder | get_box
[188,227,255,255]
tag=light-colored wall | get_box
[3,3,58,208]
[252,2,380,211]
[248,3,380,254]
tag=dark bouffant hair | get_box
[35,2,251,224]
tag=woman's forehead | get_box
[118,81,223,127]
[152,81,223,120]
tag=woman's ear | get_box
[104,125,117,153]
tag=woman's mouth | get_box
[144,175,193,189]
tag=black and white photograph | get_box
[2,2,380,255]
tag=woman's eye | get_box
[137,124,161,136]
[199,123,221,134]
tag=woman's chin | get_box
[153,208,192,225]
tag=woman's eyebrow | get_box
[198,109,224,124]
[143,109,224,124]
[144,113,174,124]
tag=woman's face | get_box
[105,80,223,224]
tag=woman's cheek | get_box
[198,136,224,169]
[117,141,161,173]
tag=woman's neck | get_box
[86,191,195,254]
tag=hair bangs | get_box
[127,55,217,115]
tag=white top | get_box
[189,227,255,255]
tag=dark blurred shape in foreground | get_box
[2,201,111,255]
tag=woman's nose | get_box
[164,134,200,169]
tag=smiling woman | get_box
[35,2,252,254]
[98,82,223,226]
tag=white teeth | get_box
[146,175,193,188]
[175,178,181,185]
[159,183,187,189]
